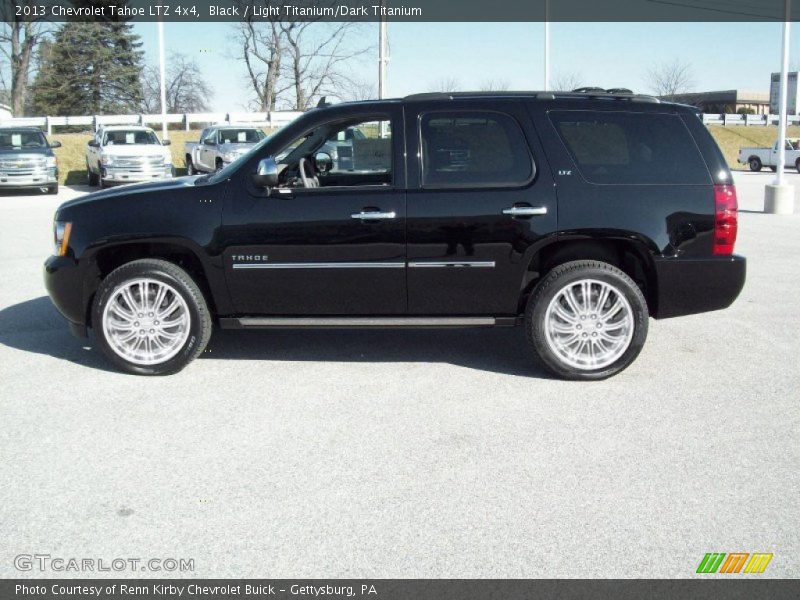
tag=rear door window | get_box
[420,111,534,187]
[549,111,710,185]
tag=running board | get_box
[219,317,518,329]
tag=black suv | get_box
[44,91,745,379]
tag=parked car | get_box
[86,126,173,188]
[45,91,745,379]
[184,125,266,174]
[0,126,61,194]
[738,138,800,172]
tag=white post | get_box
[378,7,388,138]
[158,20,168,140]
[378,12,388,99]
[765,0,796,214]
[543,0,550,90]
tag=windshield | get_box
[103,130,160,145]
[219,128,265,144]
[0,129,47,148]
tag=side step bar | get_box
[219,317,518,329]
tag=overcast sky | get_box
[134,21,794,112]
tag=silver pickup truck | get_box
[184,125,266,174]
[0,127,61,194]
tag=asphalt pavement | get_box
[0,174,797,578]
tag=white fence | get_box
[0,111,304,134]
[702,113,800,127]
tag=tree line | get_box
[0,1,372,117]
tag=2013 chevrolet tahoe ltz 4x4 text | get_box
[44,91,745,379]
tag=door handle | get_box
[351,210,396,220]
[502,205,548,217]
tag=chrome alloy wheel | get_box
[101,278,191,366]
[543,278,635,371]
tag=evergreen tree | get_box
[31,1,143,115]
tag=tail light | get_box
[713,184,738,256]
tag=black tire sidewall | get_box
[91,261,208,375]
[527,262,648,380]
[749,158,761,171]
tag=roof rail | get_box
[403,92,453,101]
[400,90,660,104]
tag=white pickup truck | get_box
[86,125,174,188]
[738,138,800,172]
[184,125,266,174]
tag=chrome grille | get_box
[112,156,165,172]
[0,155,47,176]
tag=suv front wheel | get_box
[91,259,212,375]
[526,260,648,380]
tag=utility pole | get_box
[378,9,388,99]
[766,0,795,214]
[158,20,168,140]
[378,4,389,138]
[543,0,550,90]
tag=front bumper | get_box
[44,255,87,337]
[653,255,746,319]
[0,169,57,188]
[101,166,174,184]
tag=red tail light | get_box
[713,184,738,256]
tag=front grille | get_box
[0,155,47,174]
[112,156,165,171]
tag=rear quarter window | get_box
[549,111,710,185]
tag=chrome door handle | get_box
[502,206,548,217]
[351,211,396,220]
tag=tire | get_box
[47,184,58,195]
[525,260,649,380]
[87,165,99,186]
[186,156,196,175]
[795,158,800,174]
[91,259,212,375]
[215,158,223,171]
[99,178,106,189]
[770,166,777,172]
[748,157,762,172]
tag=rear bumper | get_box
[44,255,87,337]
[653,255,746,319]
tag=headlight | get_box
[53,221,72,257]
[100,154,113,166]
[46,156,57,168]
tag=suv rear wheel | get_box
[525,260,648,380]
[91,259,212,375]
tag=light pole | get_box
[543,0,550,90]
[158,20,168,141]
[766,0,795,214]
[378,9,388,99]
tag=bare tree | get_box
[647,59,694,101]
[0,2,47,116]
[428,77,461,93]
[237,15,284,111]
[479,78,510,92]
[550,71,584,92]
[141,52,212,114]
[338,77,376,102]
[280,21,368,111]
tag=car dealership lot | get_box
[0,173,798,578]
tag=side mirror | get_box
[315,152,333,174]
[49,141,62,149]
[203,138,216,146]
[88,140,99,148]
[162,139,171,146]
[252,157,279,188]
